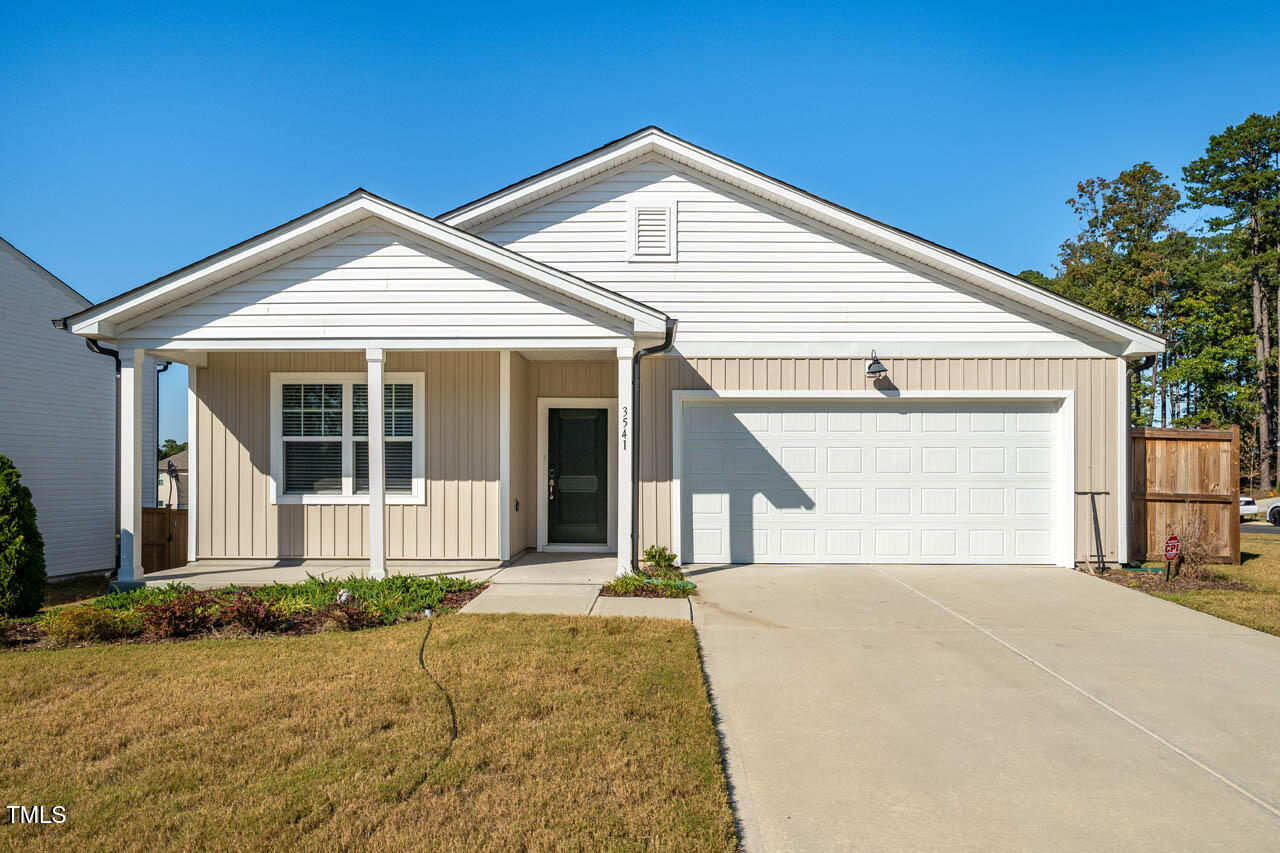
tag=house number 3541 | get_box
[620,406,629,451]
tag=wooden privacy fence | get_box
[1130,426,1239,565]
[142,507,187,573]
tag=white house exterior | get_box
[1,238,156,577]
[61,128,1164,584]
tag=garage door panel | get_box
[681,400,1059,565]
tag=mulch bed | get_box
[598,583,682,599]
[1097,568,1252,594]
[1,584,489,652]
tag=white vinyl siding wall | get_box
[0,241,156,575]
[122,226,632,344]
[478,158,1106,349]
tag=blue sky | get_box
[3,1,1278,441]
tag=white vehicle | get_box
[1239,496,1258,519]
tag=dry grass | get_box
[1138,533,1280,637]
[0,614,736,852]
[39,575,110,613]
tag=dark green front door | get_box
[548,408,608,544]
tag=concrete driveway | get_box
[690,563,1280,852]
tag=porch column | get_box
[617,344,634,575]
[499,350,511,561]
[366,348,387,579]
[186,361,198,564]
[119,348,145,583]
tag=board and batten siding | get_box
[477,159,1107,349]
[123,226,630,344]
[194,350,499,560]
[636,356,1122,565]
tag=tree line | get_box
[1019,111,1280,492]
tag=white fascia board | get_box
[69,193,666,339]
[119,337,637,352]
[442,129,1164,356]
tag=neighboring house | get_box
[60,127,1164,584]
[1,237,156,577]
[157,449,188,509]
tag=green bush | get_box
[0,455,47,617]
[604,573,645,596]
[45,605,141,645]
[642,545,678,576]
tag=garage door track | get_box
[692,563,1280,852]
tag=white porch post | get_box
[186,363,198,564]
[366,348,386,579]
[499,350,511,561]
[119,348,145,583]
[617,345,634,575]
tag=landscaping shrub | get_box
[324,600,377,631]
[604,573,645,596]
[0,455,47,617]
[139,589,216,638]
[221,590,287,634]
[45,605,142,645]
[643,544,679,578]
[1173,508,1216,581]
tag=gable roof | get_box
[61,189,669,339]
[1,236,92,308]
[440,126,1165,357]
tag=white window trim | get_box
[625,199,677,262]
[269,371,425,505]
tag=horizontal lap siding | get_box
[195,351,498,560]
[480,160,1100,347]
[638,356,1120,564]
[127,226,627,343]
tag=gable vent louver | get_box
[627,201,676,261]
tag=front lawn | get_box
[1104,532,1280,636]
[0,614,736,852]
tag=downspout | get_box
[86,338,123,574]
[631,318,678,573]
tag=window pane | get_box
[386,443,412,493]
[353,441,413,495]
[354,383,413,437]
[354,442,367,494]
[284,441,342,494]
[284,382,342,437]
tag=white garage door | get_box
[679,400,1062,565]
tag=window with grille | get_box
[272,373,424,504]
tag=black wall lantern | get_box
[865,350,888,379]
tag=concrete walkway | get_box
[690,562,1280,852]
[461,551,691,620]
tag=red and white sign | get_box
[1164,535,1181,562]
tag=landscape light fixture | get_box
[865,350,888,379]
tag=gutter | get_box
[630,318,678,572]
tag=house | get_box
[157,449,187,509]
[59,127,1164,585]
[1,237,157,577]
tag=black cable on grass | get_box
[392,614,458,803]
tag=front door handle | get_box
[548,471,556,501]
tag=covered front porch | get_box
[118,344,643,586]
[59,190,673,588]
